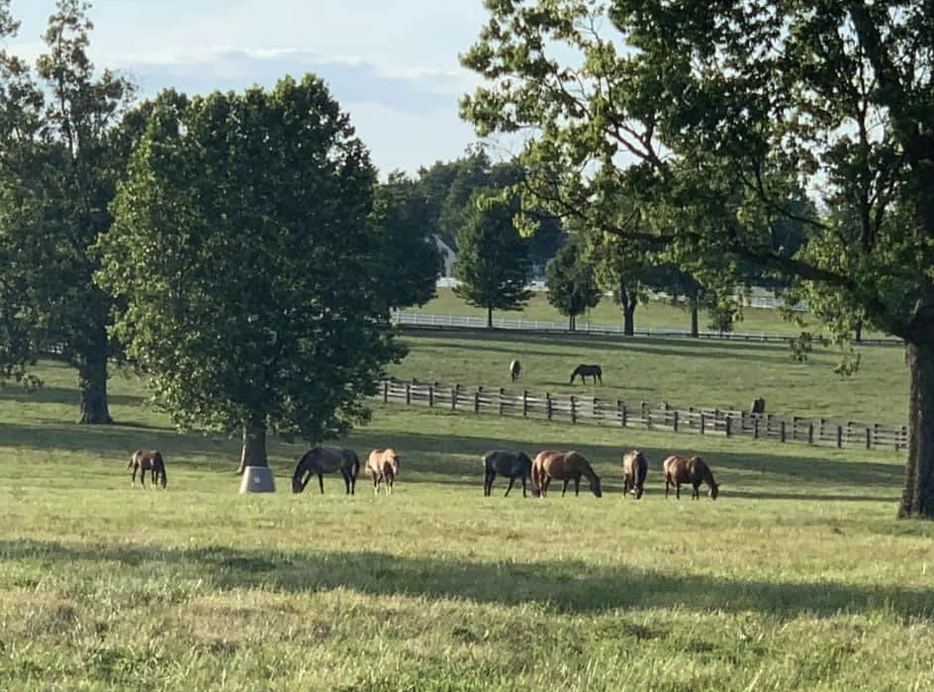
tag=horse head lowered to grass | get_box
[531,450,602,498]
[292,447,360,494]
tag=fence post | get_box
[725,416,731,437]
[619,401,627,428]
[780,420,786,443]
[808,422,814,445]
[593,397,599,422]
[819,418,826,440]
[405,383,411,405]
[546,393,553,420]
[523,391,529,417]
[753,417,759,440]
[429,383,435,408]
[642,401,650,430]
[792,416,799,441]
[383,381,389,403]
[474,388,481,413]
[836,425,843,448]
[498,387,505,416]
[700,412,705,435]
[673,410,679,432]
[451,384,458,411]
[570,395,577,424]
[865,427,871,450]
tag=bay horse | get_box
[531,450,602,498]
[662,454,719,500]
[482,450,532,497]
[366,448,400,495]
[570,364,602,384]
[509,359,521,382]
[128,449,167,489]
[622,449,648,499]
[292,447,360,494]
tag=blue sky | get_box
[7,1,500,175]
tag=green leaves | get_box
[99,75,403,446]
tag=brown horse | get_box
[531,450,602,498]
[570,364,602,384]
[128,449,167,489]
[622,449,648,499]
[509,359,521,382]
[366,448,400,495]
[662,454,719,500]
[292,447,360,494]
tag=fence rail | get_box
[390,311,902,346]
[378,379,909,452]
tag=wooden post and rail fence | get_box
[378,378,908,452]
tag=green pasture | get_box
[388,330,908,427]
[413,288,893,339]
[1,355,932,691]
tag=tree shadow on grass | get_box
[2,538,932,620]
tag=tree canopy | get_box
[545,237,601,331]
[462,0,934,518]
[98,75,404,471]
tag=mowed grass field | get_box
[1,345,932,691]
[388,330,908,427]
[413,288,894,340]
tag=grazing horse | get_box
[292,447,360,494]
[128,449,167,489]
[509,359,521,382]
[622,449,648,499]
[482,450,532,497]
[366,448,400,495]
[751,397,766,414]
[570,364,602,384]
[662,455,719,500]
[531,450,602,498]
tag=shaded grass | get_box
[1,362,931,691]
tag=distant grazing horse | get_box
[751,397,766,414]
[662,454,719,500]
[366,448,400,495]
[292,447,360,494]
[509,359,521,382]
[622,449,648,499]
[482,450,532,497]
[128,449,167,489]
[531,450,602,498]
[570,364,602,385]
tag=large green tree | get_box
[97,75,403,472]
[453,192,533,327]
[545,237,601,331]
[462,0,934,518]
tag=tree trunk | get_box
[690,303,699,338]
[854,319,863,343]
[899,335,934,519]
[487,306,493,328]
[569,313,576,332]
[623,299,636,337]
[77,339,113,424]
[237,420,269,474]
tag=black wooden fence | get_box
[378,379,908,452]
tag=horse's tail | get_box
[530,460,542,496]
[351,451,361,480]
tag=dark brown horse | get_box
[366,448,400,495]
[531,450,602,498]
[662,454,719,500]
[570,364,602,384]
[509,359,521,382]
[128,449,167,489]
[292,447,360,494]
[622,449,648,499]
[482,450,532,497]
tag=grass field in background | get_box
[413,287,893,339]
[389,330,908,427]
[0,352,929,691]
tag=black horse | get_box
[292,447,360,494]
[570,364,602,384]
[482,450,533,497]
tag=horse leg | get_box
[692,483,700,500]
[665,475,670,499]
[373,474,379,495]
[130,465,136,487]
[676,483,681,500]
[504,476,516,497]
[388,475,393,496]
[541,477,551,496]
[484,470,494,496]
[317,473,324,494]
[574,474,581,496]
[521,475,528,498]
[561,478,569,496]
